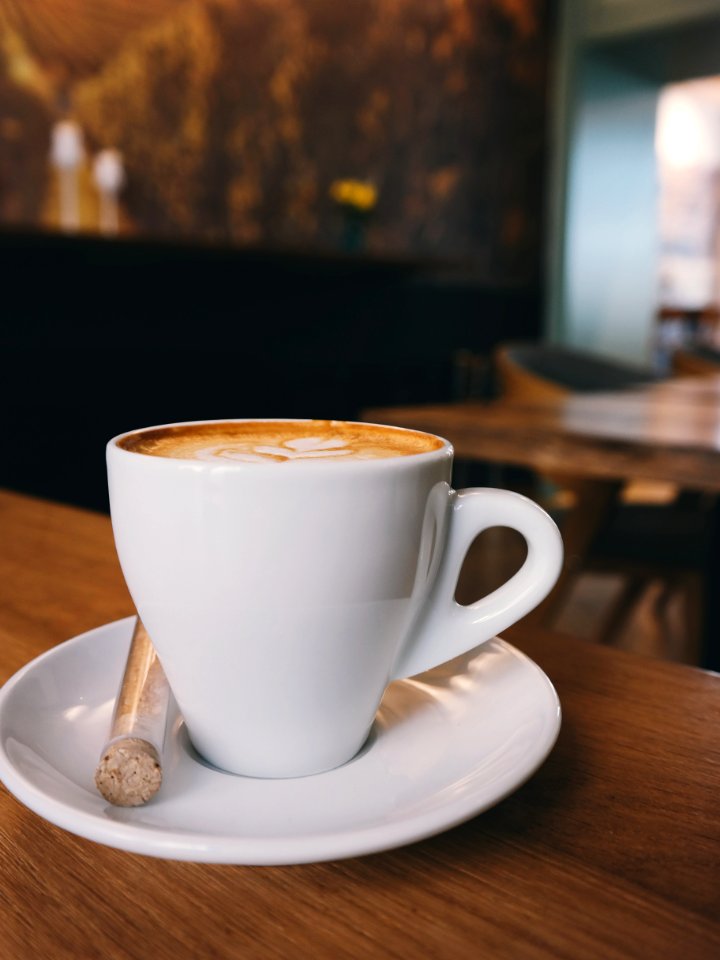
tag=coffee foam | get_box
[118,420,443,463]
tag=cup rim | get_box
[108,418,453,470]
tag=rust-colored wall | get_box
[0,0,550,280]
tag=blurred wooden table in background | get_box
[367,375,720,491]
[367,374,720,669]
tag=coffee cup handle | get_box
[390,487,563,679]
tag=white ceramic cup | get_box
[107,419,563,778]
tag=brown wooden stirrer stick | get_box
[95,617,170,806]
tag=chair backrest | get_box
[672,346,720,377]
[494,342,661,401]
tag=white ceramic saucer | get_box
[0,617,560,865]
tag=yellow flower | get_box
[329,179,377,212]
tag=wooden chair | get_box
[672,345,720,376]
[494,342,662,400]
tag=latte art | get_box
[118,420,443,463]
[197,437,355,463]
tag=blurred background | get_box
[0,0,547,510]
[1,0,719,531]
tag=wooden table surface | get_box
[1,490,719,960]
[366,374,720,492]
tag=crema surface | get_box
[118,420,443,463]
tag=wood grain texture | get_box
[0,490,719,960]
[365,375,720,491]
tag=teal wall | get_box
[562,55,659,361]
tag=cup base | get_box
[183,722,375,780]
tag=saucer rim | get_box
[0,617,561,864]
